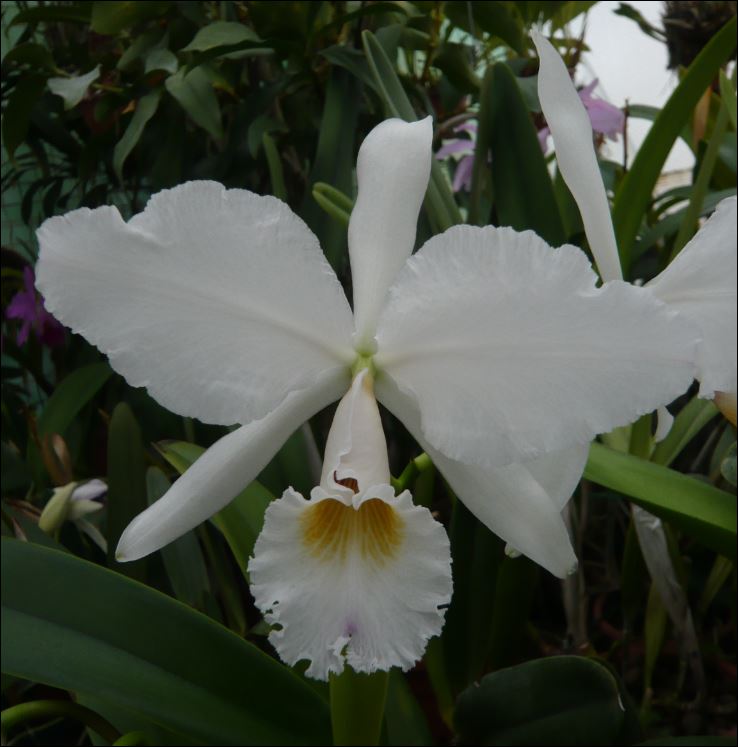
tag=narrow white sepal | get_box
[532,31,622,282]
[116,370,348,562]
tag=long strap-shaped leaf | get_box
[612,15,736,272]
[584,443,736,561]
[1,539,331,746]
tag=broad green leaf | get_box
[473,63,565,244]
[433,43,480,94]
[113,91,161,182]
[155,440,274,577]
[182,21,261,53]
[3,74,47,159]
[585,443,736,560]
[643,582,667,694]
[48,67,100,110]
[146,467,211,608]
[612,16,737,272]
[330,669,387,747]
[1,539,331,745]
[454,656,626,745]
[362,30,463,232]
[144,48,178,74]
[36,363,112,440]
[165,67,223,141]
[107,403,147,580]
[320,46,378,93]
[90,1,170,35]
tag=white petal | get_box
[319,370,390,499]
[67,499,104,521]
[116,370,348,562]
[646,196,737,398]
[375,379,579,578]
[349,118,433,350]
[71,478,107,502]
[532,32,622,282]
[36,182,354,427]
[48,66,100,109]
[248,487,452,681]
[375,225,697,469]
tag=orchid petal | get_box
[349,118,433,350]
[451,155,475,193]
[375,379,580,577]
[646,196,737,398]
[533,31,622,281]
[376,225,698,469]
[319,370,390,500]
[116,370,348,562]
[48,66,100,109]
[71,478,107,503]
[249,487,452,680]
[436,138,475,160]
[36,182,354,427]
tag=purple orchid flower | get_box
[435,121,478,193]
[6,266,65,347]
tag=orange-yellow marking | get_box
[301,499,403,565]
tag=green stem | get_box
[113,731,149,746]
[1,700,120,744]
[392,451,432,492]
[329,668,388,746]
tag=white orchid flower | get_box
[533,32,737,411]
[37,115,698,680]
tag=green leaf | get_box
[585,442,736,560]
[1,539,331,745]
[719,70,737,129]
[146,467,211,608]
[612,16,737,272]
[3,74,47,159]
[651,397,719,467]
[107,403,148,580]
[1,43,55,70]
[182,21,261,53]
[330,669,388,747]
[473,63,565,244]
[721,442,737,486]
[433,43,480,94]
[144,48,178,74]
[113,91,161,182]
[48,67,101,110]
[10,4,91,25]
[262,132,287,201]
[155,441,274,578]
[384,670,433,746]
[454,656,626,745]
[165,67,223,140]
[90,1,171,35]
[37,363,112,440]
[445,2,525,54]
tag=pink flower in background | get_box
[539,79,624,152]
[6,266,65,347]
[435,121,477,193]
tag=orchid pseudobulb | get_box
[37,104,701,677]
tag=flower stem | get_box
[329,669,388,746]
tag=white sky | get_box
[575,0,695,171]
